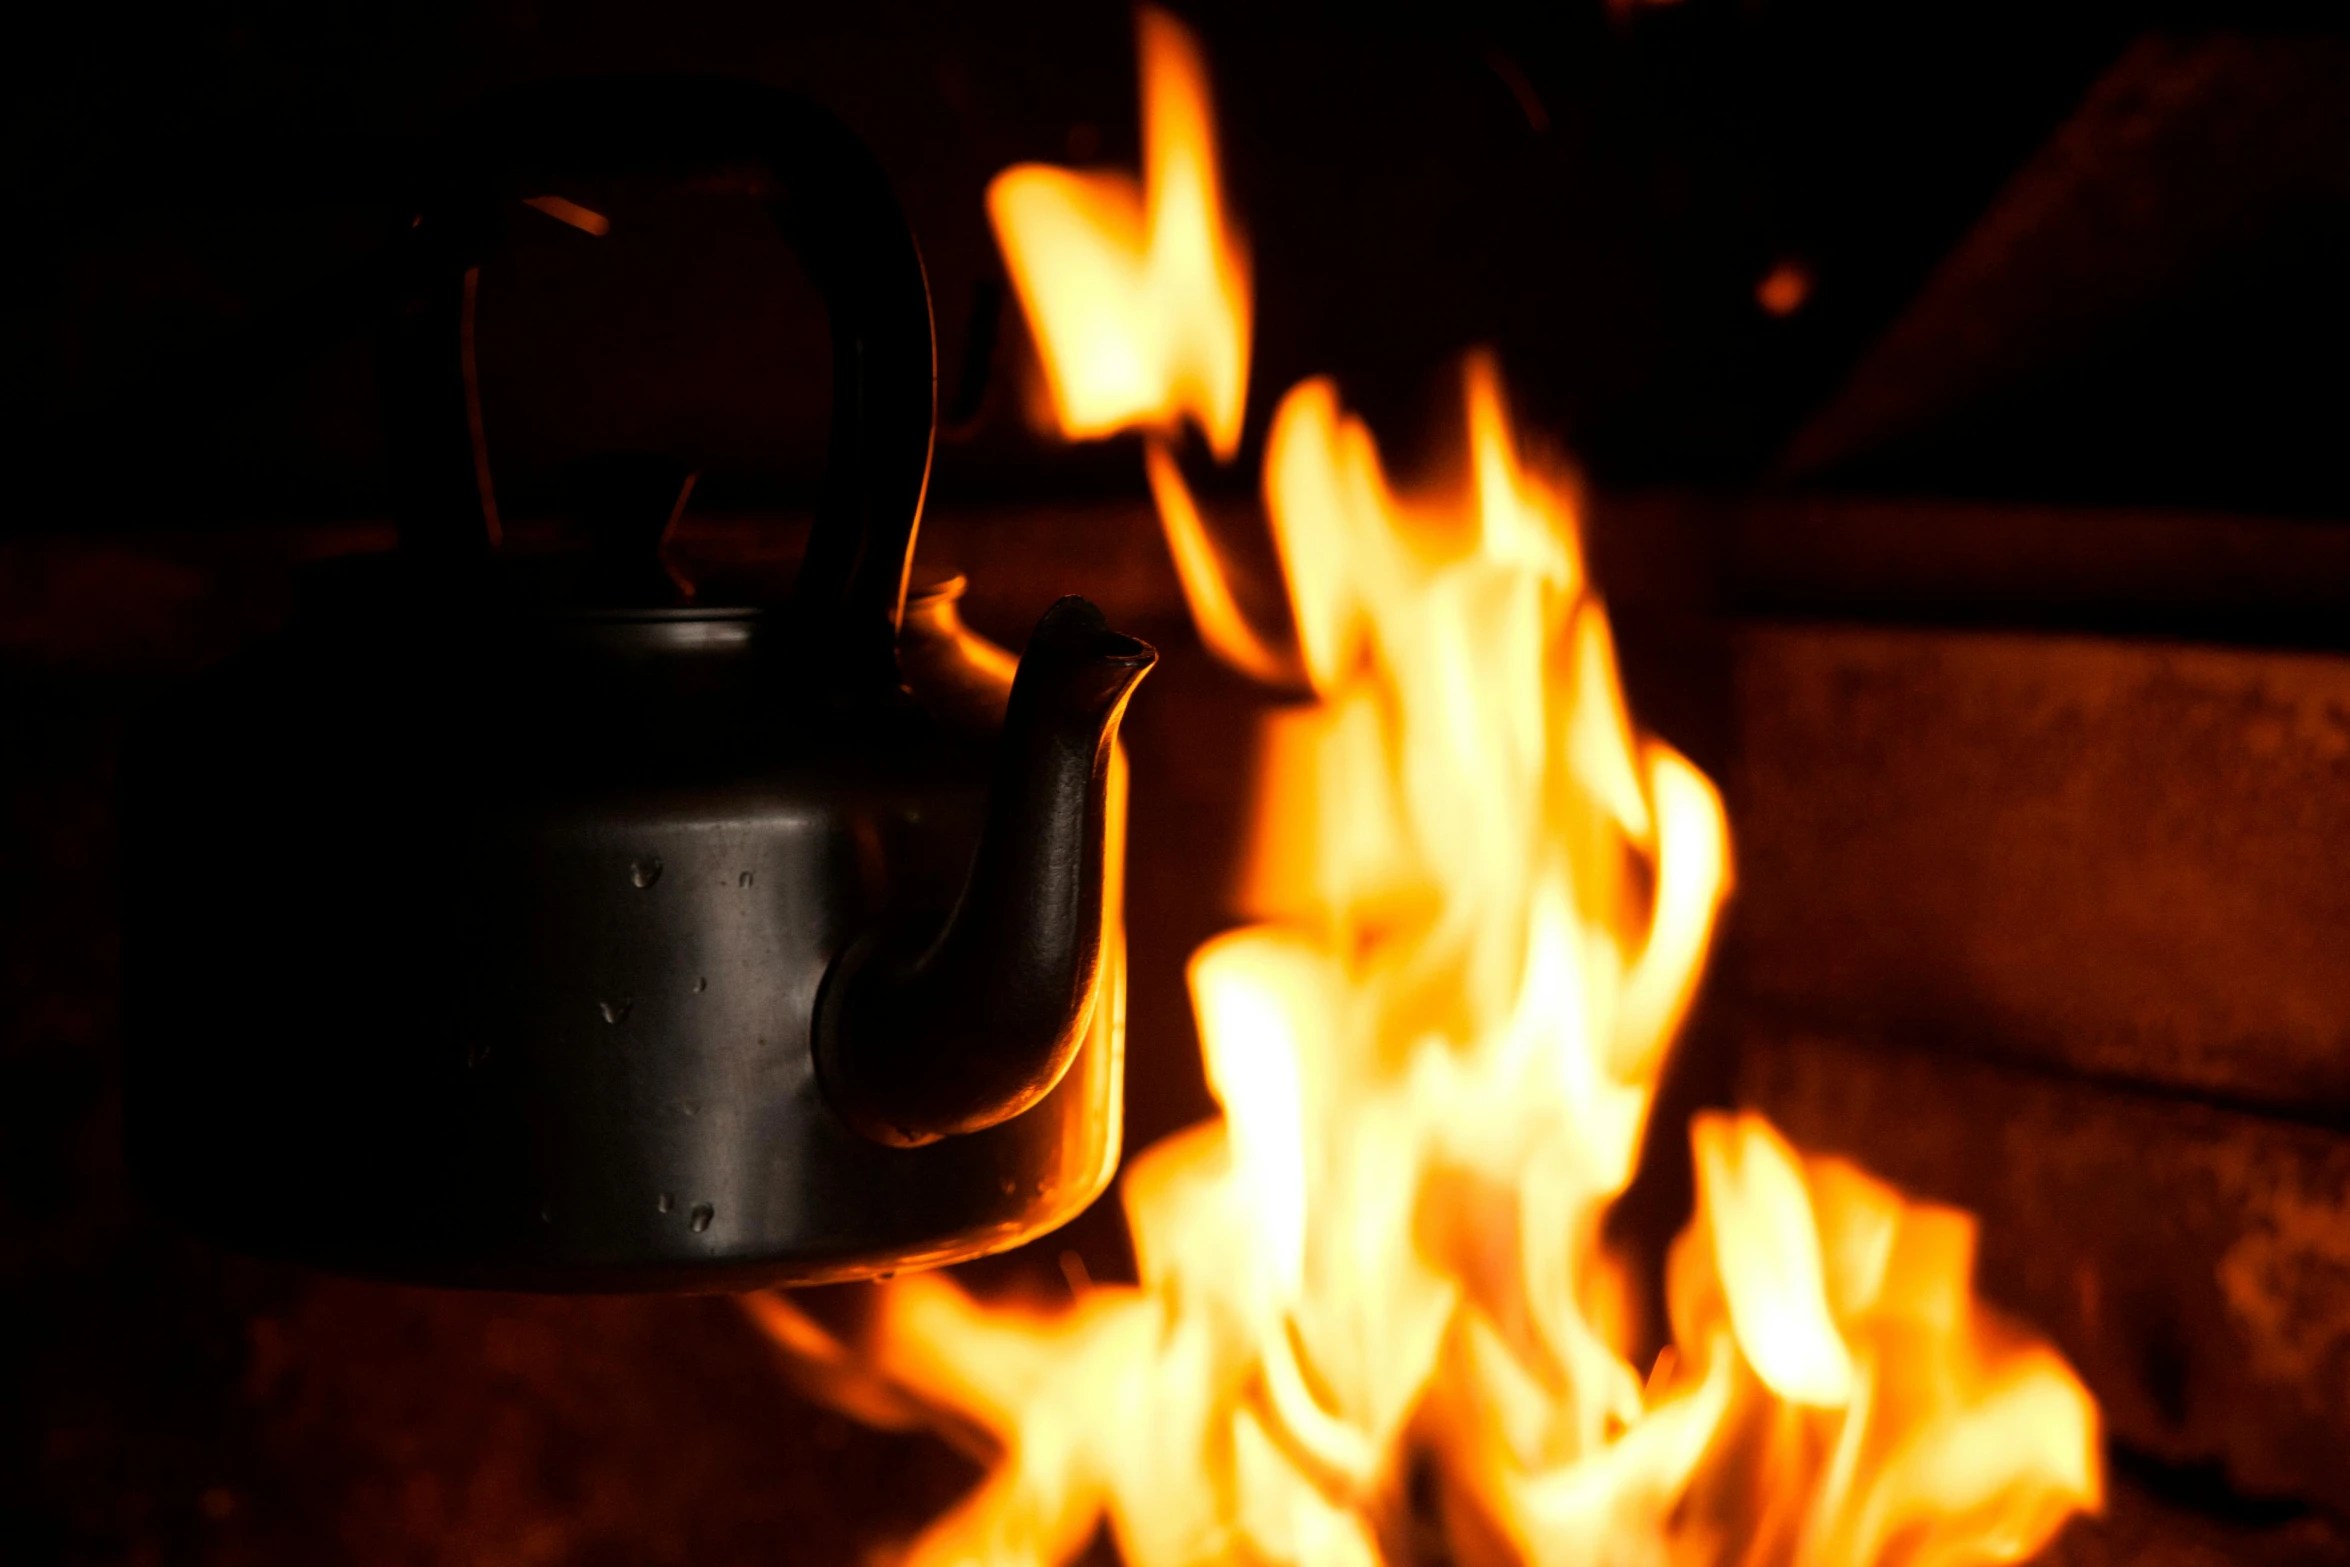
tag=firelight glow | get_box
[756,10,2103,1566]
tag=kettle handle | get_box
[383,76,936,691]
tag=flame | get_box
[988,4,1250,458]
[988,5,1283,683]
[756,12,2103,1566]
[1663,1114,2104,1567]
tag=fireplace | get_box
[6,7,2350,1565]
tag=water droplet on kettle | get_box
[875,1270,896,1282]
[598,998,633,1024]
[657,1192,673,1214]
[692,976,707,993]
[689,1202,714,1233]
[539,1207,553,1224]
[630,856,663,889]
[998,1176,1016,1196]
[738,870,754,888]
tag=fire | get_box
[988,5,1250,459]
[987,6,1282,683]
[756,11,2102,1566]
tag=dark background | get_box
[13,0,2339,528]
[11,1,2350,1563]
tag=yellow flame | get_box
[758,12,2104,1567]
[988,7,1281,681]
[987,4,1250,459]
[1694,1114,1856,1407]
[1666,1115,2104,1567]
[1144,437,1290,683]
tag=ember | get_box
[757,10,2100,1565]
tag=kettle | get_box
[116,78,1156,1291]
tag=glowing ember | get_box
[757,11,2102,1566]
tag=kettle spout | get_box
[815,597,1157,1147]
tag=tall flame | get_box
[759,12,2102,1566]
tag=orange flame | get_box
[988,5,1284,683]
[988,4,1250,458]
[757,12,2103,1566]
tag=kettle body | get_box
[116,77,1154,1290]
[122,573,1129,1289]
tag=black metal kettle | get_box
[117,79,1155,1291]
